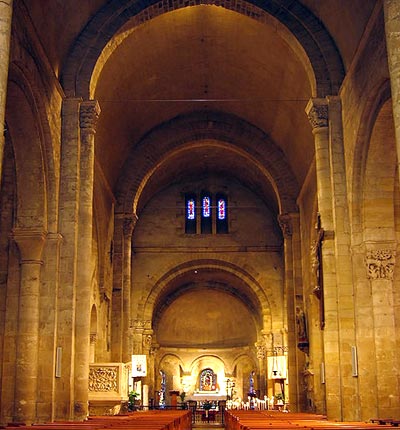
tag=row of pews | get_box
[3,410,191,430]
[225,410,396,430]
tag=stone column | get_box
[12,228,46,423]
[384,0,400,186]
[56,97,82,421]
[305,99,341,419]
[112,213,137,362]
[255,339,267,399]
[74,100,100,420]
[37,232,63,423]
[142,330,154,403]
[122,215,136,362]
[278,213,302,411]
[365,246,399,418]
[0,0,13,189]
[111,216,124,361]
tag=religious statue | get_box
[296,306,309,353]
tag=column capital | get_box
[80,100,101,132]
[123,214,138,237]
[278,213,293,237]
[364,243,397,280]
[12,227,47,263]
[305,98,329,130]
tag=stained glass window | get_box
[216,193,228,233]
[185,193,197,234]
[201,192,212,234]
[217,198,226,220]
[184,192,228,234]
[187,198,196,220]
[199,368,217,391]
[202,196,211,218]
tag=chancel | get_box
[1,0,400,426]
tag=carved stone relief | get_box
[89,366,118,392]
[366,249,396,280]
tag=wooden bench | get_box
[8,410,191,430]
[225,410,395,430]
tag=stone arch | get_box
[6,81,46,229]
[363,97,397,242]
[6,62,57,231]
[61,0,344,99]
[157,353,185,394]
[189,355,226,390]
[231,353,258,400]
[351,80,393,243]
[141,258,272,331]
[115,111,299,216]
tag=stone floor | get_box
[193,425,225,429]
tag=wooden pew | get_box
[7,410,191,430]
[225,410,395,430]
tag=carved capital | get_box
[255,343,266,360]
[80,100,101,132]
[366,249,396,280]
[12,228,47,264]
[278,213,292,237]
[143,334,153,349]
[123,215,138,238]
[305,98,328,129]
[132,319,151,332]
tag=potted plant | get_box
[128,390,139,411]
[179,391,186,409]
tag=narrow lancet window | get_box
[216,193,228,233]
[201,192,212,234]
[185,193,197,234]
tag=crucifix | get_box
[311,213,325,329]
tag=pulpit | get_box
[169,390,180,409]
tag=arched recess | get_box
[232,354,258,400]
[7,62,57,231]
[350,80,393,242]
[157,353,185,398]
[6,81,46,228]
[114,111,299,216]
[61,0,344,99]
[140,259,272,331]
[349,80,400,420]
[188,355,226,392]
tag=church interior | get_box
[0,0,400,426]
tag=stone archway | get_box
[61,0,344,99]
[1,75,49,423]
[350,82,400,420]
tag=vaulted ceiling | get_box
[24,0,378,214]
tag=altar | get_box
[189,392,226,402]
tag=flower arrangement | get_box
[203,400,212,410]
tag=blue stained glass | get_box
[218,198,226,220]
[202,196,211,217]
[187,198,195,220]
